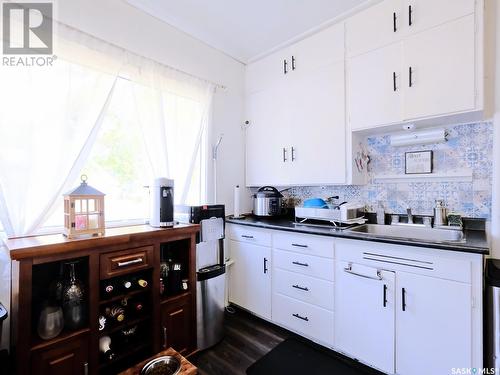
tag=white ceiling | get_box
[124,0,367,63]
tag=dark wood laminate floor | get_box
[189,307,290,375]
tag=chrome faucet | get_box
[406,207,413,224]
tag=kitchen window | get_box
[0,23,214,238]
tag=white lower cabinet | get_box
[272,293,334,347]
[228,227,482,374]
[335,261,396,374]
[274,268,334,311]
[228,239,272,320]
[396,271,472,375]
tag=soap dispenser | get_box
[376,202,385,225]
[434,199,448,227]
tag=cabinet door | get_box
[245,83,291,187]
[245,48,289,94]
[402,15,475,120]
[290,22,344,76]
[228,240,271,319]
[161,295,193,355]
[334,262,395,374]
[402,0,474,36]
[289,61,346,184]
[31,334,89,375]
[346,0,401,57]
[396,271,472,375]
[348,43,403,131]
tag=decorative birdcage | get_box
[63,175,105,239]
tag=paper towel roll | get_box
[234,185,241,218]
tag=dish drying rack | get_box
[294,205,366,228]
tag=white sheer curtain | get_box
[128,58,214,205]
[0,22,215,238]
[0,24,122,238]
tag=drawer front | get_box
[274,232,334,258]
[272,293,334,347]
[274,268,334,311]
[100,246,154,279]
[335,238,473,284]
[273,249,334,281]
[227,224,272,247]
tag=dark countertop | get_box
[226,215,489,255]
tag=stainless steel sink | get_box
[346,224,465,243]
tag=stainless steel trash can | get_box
[486,259,500,369]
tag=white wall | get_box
[0,0,248,351]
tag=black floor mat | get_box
[246,337,384,375]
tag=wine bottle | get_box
[105,305,125,322]
[133,301,144,312]
[122,279,132,289]
[136,278,148,288]
[99,335,116,361]
[120,297,129,307]
[102,283,114,295]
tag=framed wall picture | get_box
[405,150,433,174]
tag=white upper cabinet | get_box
[245,82,291,187]
[290,22,344,75]
[288,60,346,185]
[245,48,289,94]
[401,0,474,36]
[402,15,476,120]
[245,24,353,187]
[346,0,481,131]
[348,43,403,131]
[346,0,402,57]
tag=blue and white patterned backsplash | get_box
[284,121,493,219]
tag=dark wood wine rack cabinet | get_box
[6,224,199,375]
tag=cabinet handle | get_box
[393,12,397,32]
[393,72,397,92]
[344,263,383,280]
[383,284,388,307]
[283,147,288,162]
[263,257,268,274]
[291,243,308,248]
[292,55,296,70]
[292,284,309,292]
[283,59,288,75]
[408,5,413,26]
[163,326,168,348]
[292,313,309,322]
[292,261,309,267]
[402,288,406,311]
[408,66,413,87]
[291,147,296,161]
[83,362,88,375]
[241,234,254,239]
[117,258,143,267]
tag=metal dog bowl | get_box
[140,355,181,375]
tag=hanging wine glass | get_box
[62,260,87,330]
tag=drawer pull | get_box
[291,243,308,248]
[344,263,382,280]
[292,284,309,292]
[292,313,309,322]
[241,235,254,239]
[117,258,143,267]
[292,261,309,267]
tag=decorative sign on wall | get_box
[405,150,433,174]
